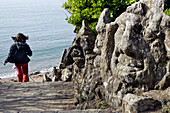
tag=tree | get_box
[62,0,169,33]
[62,0,137,33]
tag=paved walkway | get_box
[0,82,76,112]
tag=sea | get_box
[0,0,75,79]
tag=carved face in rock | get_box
[111,12,167,88]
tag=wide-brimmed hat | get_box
[11,33,29,41]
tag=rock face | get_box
[58,0,170,111]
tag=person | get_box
[3,33,32,82]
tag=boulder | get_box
[52,76,59,82]
[60,49,67,63]
[43,74,52,82]
[123,94,162,113]
[59,49,67,69]
[142,87,170,105]
[100,22,118,82]
[50,67,61,82]
[164,22,170,58]
[61,68,72,82]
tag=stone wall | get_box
[57,0,170,112]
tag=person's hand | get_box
[3,62,6,66]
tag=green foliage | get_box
[165,0,170,16]
[98,102,108,108]
[62,0,138,33]
[161,107,170,113]
[168,102,170,105]
[161,102,170,113]
[165,8,170,16]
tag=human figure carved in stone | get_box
[110,1,168,90]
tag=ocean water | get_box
[0,0,75,78]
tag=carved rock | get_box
[94,8,111,55]
[104,0,169,107]
[75,20,96,54]
[57,0,170,110]
[94,8,111,69]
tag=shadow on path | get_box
[0,82,76,112]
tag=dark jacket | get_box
[5,42,32,64]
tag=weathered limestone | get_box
[100,22,118,82]
[57,0,169,111]
[51,67,61,82]
[122,94,162,113]
[58,20,96,84]
[59,49,67,69]
[155,61,170,90]
[61,68,72,82]
[59,20,96,71]
[75,20,96,54]
[103,0,170,107]
[43,74,52,82]
[93,8,111,68]
[142,87,170,105]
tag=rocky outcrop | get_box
[57,0,170,112]
[123,94,162,113]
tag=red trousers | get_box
[15,63,29,82]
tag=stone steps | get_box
[15,109,116,113]
[0,82,76,112]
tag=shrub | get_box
[165,0,170,16]
[62,0,137,33]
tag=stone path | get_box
[0,82,76,112]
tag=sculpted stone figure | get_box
[59,20,96,68]
[58,0,169,110]
[74,20,96,55]
[102,0,170,107]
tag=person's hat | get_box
[11,33,29,41]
